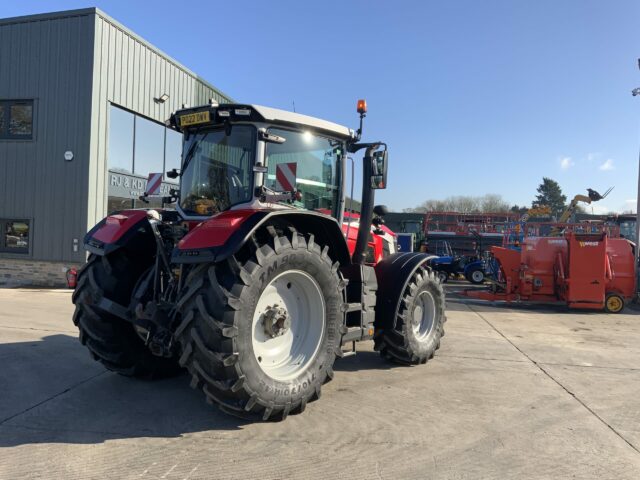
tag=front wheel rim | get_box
[607,296,622,312]
[412,290,436,341]
[251,270,325,382]
[472,270,484,282]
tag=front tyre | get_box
[176,229,343,420]
[436,270,449,283]
[467,268,485,284]
[604,293,624,314]
[375,268,445,365]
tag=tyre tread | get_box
[175,225,343,420]
[374,267,446,365]
[72,253,181,379]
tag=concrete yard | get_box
[1,286,639,479]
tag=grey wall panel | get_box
[0,12,95,262]
[0,8,232,263]
[87,13,233,229]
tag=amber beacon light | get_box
[357,99,367,114]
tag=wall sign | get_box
[108,170,177,199]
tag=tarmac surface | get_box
[1,285,639,479]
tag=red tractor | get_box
[73,100,445,420]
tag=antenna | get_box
[292,100,296,112]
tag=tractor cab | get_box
[164,101,393,264]
[169,103,353,222]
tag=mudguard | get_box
[84,210,153,256]
[374,252,438,330]
[172,209,352,265]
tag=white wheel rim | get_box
[412,290,436,341]
[472,270,484,282]
[251,270,325,382]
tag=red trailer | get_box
[465,232,636,313]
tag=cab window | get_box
[265,128,343,217]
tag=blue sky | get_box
[3,0,640,213]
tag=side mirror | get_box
[370,150,388,189]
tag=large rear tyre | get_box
[375,267,445,365]
[72,253,181,378]
[175,228,343,420]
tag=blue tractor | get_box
[453,231,501,284]
[462,253,501,284]
[427,241,477,283]
[462,223,525,284]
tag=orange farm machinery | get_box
[465,232,636,313]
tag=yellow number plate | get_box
[180,111,210,127]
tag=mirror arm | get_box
[347,141,385,154]
[356,112,366,141]
[352,145,381,265]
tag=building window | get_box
[107,106,134,175]
[107,104,181,212]
[165,128,183,177]
[0,219,30,254]
[0,100,34,140]
[134,115,165,176]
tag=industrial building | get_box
[0,8,232,286]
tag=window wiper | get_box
[181,133,207,172]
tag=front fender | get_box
[172,209,352,265]
[374,252,437,330]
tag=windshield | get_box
[265,128,343,217]
[179,126,255,216]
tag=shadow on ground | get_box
[334,349,397,372]
[0,333,407,447]
[0,334,249,446]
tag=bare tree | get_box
[406,194,511,213]
[480,194,510,213]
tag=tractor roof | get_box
[251,105,354,139]
[172,103,354,140]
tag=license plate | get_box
[180,111,210,127]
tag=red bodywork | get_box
[341,212,396,264]
[465,232,636,310]
[176,207,396,265]
[93,210,149,244]
[177,209,256,249]
[88,208,396,266]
